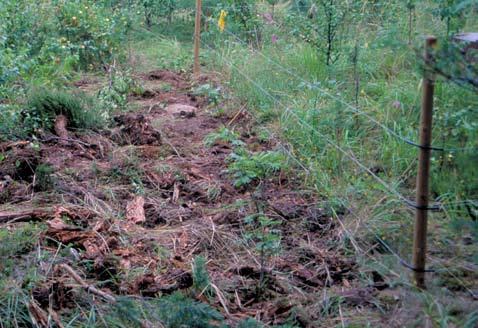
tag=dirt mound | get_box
[112,113,161,145]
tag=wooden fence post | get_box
[412,35,437,289]
[194,0,202,74]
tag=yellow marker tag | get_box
[218,10,227,33]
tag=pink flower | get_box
[271,34,278,42]
[392,100,401,108]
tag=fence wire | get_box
[201,12,478,154]
[199,34,477,279]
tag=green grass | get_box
[200,1,478,324]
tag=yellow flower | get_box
[218,10,227,33]
[360,89,365,95]
[364,42,369,48]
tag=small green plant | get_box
[194,83,223,107]
[97,68,138,111]
[243,211,281,298]
[151,292,223,327]
[237,317,262,328]
[192,256,212,298]
[225,148,287,187]
[34,163,55,191]
[203,125,244,147]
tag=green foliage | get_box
[0,223,39,279]
[192,256,212,298]
[106,292,224,327]
[152,292,223,327]
[237,317,262,328]
[431,0,475,34]
[97,67,139,111]
[24,89,106,134]
[0,0,129,140]
[243,211,281,297]
[243,213,282,260]
[204,125,244,147]
[222,0,264,44]
[54,1,128,70]
[225,148,287,187]
[195,83,223,107]
[34,163,55,191]
[286,0,349,65]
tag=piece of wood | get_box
[412,36,437,289]
[193,0,202,74]
[0,140,30,151]
[126,195,145,224]
[0,209,52,223]
[54,115,69,145]
[58,263,116,303]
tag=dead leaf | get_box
[28,300,48,328]
[47,218,80,231]
[126,195,145,224]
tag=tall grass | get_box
[202,0,478,272]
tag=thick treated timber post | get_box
[194,0,202,74]
[412,36,437,289]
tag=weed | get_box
[194,83,223,107]
[97,67,139,112]
[225,148,287,187]
[243,210,281,298]
[203,125,244,147]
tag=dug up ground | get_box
[0,64,477,327]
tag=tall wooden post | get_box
[194,0,201,74]
[412,35,437,289]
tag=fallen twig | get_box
[40,136,92,147]
[58,263,116,303]
[227,106,246,127]
[0,209,52,224]
[0,140,30,151]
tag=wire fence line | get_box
[200,33,478,280]
[200,38,477,211]
[200,38,425,273]
[201,12,478,154]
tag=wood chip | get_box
[126,195,146,224]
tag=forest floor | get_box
[0,66,476,327]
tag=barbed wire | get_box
[200,12,478,154]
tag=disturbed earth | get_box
[0,69,391,327]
